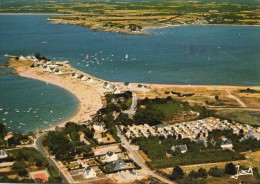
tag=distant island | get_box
[0,0,259,34]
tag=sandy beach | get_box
[6,58,260,132]
[8,59,104,131]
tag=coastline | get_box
[48,18,260,35]
[5,58,260,133]
[0,13,68,16]
[7,59,104,132]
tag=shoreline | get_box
[1,13,259,35]
[5,58,260,133]
[0,13,68,16]
[7,59,104,132]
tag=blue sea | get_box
[0,15,260,132]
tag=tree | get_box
[18,168,28,176]
[188,170,198,179]
[208,166,225,177]
[197,168,208,178]
[123,127,128,133]
[170,166,184,180]
[225,162,236,175]
[12,160,27,170]
[48,176,62,183]
[215,95,219,101]
[0,123,6,136]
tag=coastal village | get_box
[1,54,260,184]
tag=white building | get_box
[83,167,96,179]
[105,151,118,162]
[0,150,8,158]
[93,122,105,132]
[221,139,233,150]
[77,159,88,168]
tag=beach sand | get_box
[8,59,104,131]
[6,59,260,132]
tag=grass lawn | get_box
[216,110,260,126]
[148,150,245,169]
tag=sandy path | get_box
[226,89,247,107]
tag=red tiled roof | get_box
[33,173,48,182]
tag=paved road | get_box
[35,133,73,184]
[124,92,138,117]
[117,128,174,184]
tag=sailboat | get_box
[125,54,128,59]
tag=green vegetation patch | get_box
[216,110,260,126]
[148,150,245,169]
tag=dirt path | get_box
[226,89,246,107]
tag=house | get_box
[86,77,94,82]
[104,82,115,90]
[111,98,117,105]
[193,139,207,147]
[171,145,188,153]
[105,151,118,162]
[71,72,79,78]
[19,55,28,61]
[77,74,84,80]
[79,132,91,145]
[0,150,8,159]
[124,82,130,86]
[53,69,63,75]
[110,158,127,171]
[83,166,97,179]
[240,133,260,142]
[81,76,88,81]
[113,88,122,94]
[77,159,88,168]
[29,169,50,183]
[4,132,13,141]
[93,122,105,132]
[137,84,147,90]
[221,139,233,150]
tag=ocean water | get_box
[0,15,260,132]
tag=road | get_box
[35,133,73,184]
[124,92,138,117]
[117,128,174,184]
[207,106,260,111]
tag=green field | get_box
[1,0,259,34]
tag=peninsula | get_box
[0,0,259,34]
[5,55,260,130]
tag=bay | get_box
[0,15,259,132]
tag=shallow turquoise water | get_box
[0,15,259,132]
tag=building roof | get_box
[33,173,48,182]
[0,150,8,158]
[222,139,232,145]
[111,158,127,171]
[106,151,114,157]
[83,166,94,175]
[29,170,50,182]
[124,82,130,86]
[171,144,188,153]
[179,145,188,152]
